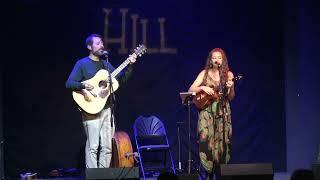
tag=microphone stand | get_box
[104,55,116,128]
[186,95,192,174]
[217,65,227,165]
[179,92,196,175]
[101,54,118,168]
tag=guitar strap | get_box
[101,60,107,71]
[202,69,209,86]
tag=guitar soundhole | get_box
[99,80,108,89]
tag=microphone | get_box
[206,62,221,69]
[101,50,109,58]
[214,61,221,68]
[97,49,109,58]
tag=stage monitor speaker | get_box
[313,163,320,180]
[0,140,3,180]
[85,167,139,180]
[177,173,199,180]
[216,163,273,180]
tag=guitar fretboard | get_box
[111,58,131,78]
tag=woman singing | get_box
[189,48,235,178]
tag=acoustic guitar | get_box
[72,44,147,114]
[193,75,243,109]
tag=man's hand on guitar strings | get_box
[82,83,94,91]
[81,91,92,102]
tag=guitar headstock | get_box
[233,75,244,81]
[133,44,147,57]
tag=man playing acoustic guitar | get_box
[65,34,137,168]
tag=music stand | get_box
[179,92,196,174]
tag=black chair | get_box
[133,115,176,179]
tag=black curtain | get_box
[4,0,286,178]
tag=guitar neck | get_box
[111,58,131,78]
[110,44,146,78]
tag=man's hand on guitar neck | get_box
[128,53,137,64]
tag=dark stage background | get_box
[4,0,287,178]
[285,0,320,171]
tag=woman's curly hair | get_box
[204,48,230,85]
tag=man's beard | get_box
[93,49,104,56]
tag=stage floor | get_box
[29,172,291,180]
